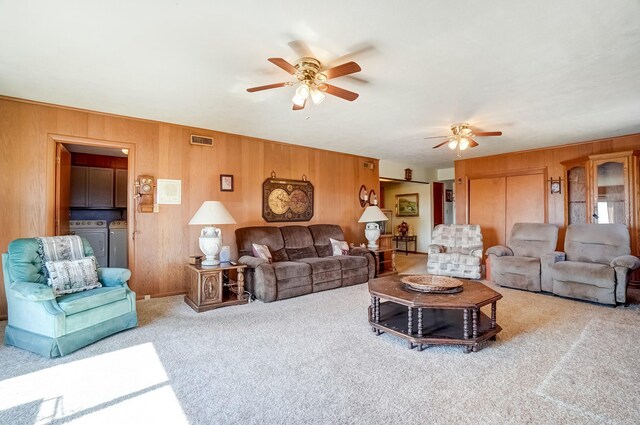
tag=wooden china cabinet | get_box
[562,150,640,284]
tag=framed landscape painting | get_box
[396,193,419,217]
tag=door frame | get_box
[46,134,136,287]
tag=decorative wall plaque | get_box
[262,175,314,222]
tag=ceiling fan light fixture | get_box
[310,87,325,104]
[295,84,310,99]
[459,137,470,150]
[292,94,306,107]
[448,139,458,150]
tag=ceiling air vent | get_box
[190,134,213,147]
[363,161,375,170]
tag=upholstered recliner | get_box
[427,224,483,279]
[487,223,561,292]
[2,237,137,357]
[552,224,640,305]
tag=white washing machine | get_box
[109,221,128,268]
[70,220,109,267]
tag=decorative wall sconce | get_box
[358,185,378,207]
[549,177,562,194]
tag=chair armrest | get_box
[97,268,132,287]
[610,255,640,270]
[10,281,56,301]
[542,251,565,263]
[427,244,444,255]
[349,247,369,256]
[486,246,513,257]
[541,251,565,292]
[238,255,269,268]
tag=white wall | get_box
[437,167,455,181]
[382,181,433,252]
[379,160,437,182]
[443,180,455,224]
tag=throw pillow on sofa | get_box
[329,238,350,256]
[252,243,273,263]
[44,256,101,295]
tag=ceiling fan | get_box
[426,123,502,151]
[247,57,361,110]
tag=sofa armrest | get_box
[348,246,369,257]
[610,255,640,270]
[540,251,565,292]
[97,268,132,287]
[349,247,376,279]
[238,255,269,268]
[427,244,444,255]
[10,281,56,301]
[486,246,513,257]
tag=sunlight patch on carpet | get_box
[537,319,640,423]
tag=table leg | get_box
[391,250,396,272]
[237,269,245,300]
[370,296,375,322]
[463,309,469,339]
[407,307,413,336]
[491,302,497,329]
[374,297,380,323]
[472,308,478,339]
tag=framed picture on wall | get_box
[446,189,453,202]
[220,174,234,192]
[396,193,419,217]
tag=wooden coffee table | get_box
[368,275,502,353]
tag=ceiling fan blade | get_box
[288,40,314,58]
[321,84,359,101]
[432,140,450,149]
[320,61,361,80]
[474,131,502,137]
[247,82,292,93]
[468,138,479,147]
[424,135,450,140]
[268,58,297,75]
[292,99,306,111]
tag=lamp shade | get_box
[358,205,389,223]
[188,201,236,225]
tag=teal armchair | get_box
[2,237,137,357]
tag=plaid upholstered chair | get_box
[427,224,483,279]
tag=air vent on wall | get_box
[363,161,375,170]
[190,134,213,147]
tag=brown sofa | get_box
[236,224,375,302]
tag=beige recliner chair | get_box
[487,223,561,292]
[552,224,640,305]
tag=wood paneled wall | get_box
[455,133,640,249]
[0,97,379,319]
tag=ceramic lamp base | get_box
[199,233,222,266]
[365,223,381,250]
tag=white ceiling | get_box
[1,1,639,169]
[64,144,128,158]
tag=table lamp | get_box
[188,201,236,266]
[358,205,389,249]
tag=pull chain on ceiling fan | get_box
[247,56,361,110]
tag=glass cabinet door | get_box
[592,160,628,225]
[567,166,587,224]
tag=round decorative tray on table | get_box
[401,275,464,294]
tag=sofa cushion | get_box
[57,286,127,315]
[271,261,312,280]
[428,252,481,267]
[280,226,318,260]
[45,257,101,295]
[334,255,368,270]
[553,261,615,288]
[492,256,540,277]
[431,224,482,255]
[309,224,346,257]
[297,257,341,273]
[508,223,558,258]
[564,224,630,264]
[235,227,288,262]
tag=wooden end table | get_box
[184,262,248,312]
[369,248,396,277]
[393,235,417,255]
[368,275,502,353]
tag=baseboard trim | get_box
[136,290,187,301]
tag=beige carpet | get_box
[0,264,639,424]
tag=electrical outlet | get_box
[144,295,151,300]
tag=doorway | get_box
[49,135,135,280]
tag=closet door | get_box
[505,174,546,234]
[469,177,506,249]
